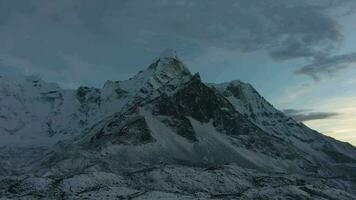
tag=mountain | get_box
[0,49,190,146]
[0,50,356,199]
[211,81,356,164]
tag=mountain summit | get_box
[0,51,356,199]
[158,48,178,59]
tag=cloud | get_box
[0,54,34,75]
[295,52,356,81]
[2,1,352,55]
[0,0,356,87]
[107,0,349,60]
[274,83,314,107]
[283,109,339,122]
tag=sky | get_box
[0,0,356,145]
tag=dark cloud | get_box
[283,109,339,122]
[295,52,356,81]
[0,0,355,87]
[73,0,130,34]
[108,0,346,60]
[0,0,35,25]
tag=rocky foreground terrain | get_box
[0,50,355,199]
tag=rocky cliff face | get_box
[0,51,355,199]
[212,81,356,164]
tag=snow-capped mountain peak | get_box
[212,80,356,163]
[158,48,178,60]
[148,51,191,88]
[116,49,192,100]
[1,51,356,199]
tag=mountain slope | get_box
[211,81,356,165]
[39,73,313,175]
[0,50,190,146]
[0,50,355,199]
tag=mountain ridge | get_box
[0,50,356,199]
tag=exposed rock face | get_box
[212,81,356,164]
[0,51,356,199]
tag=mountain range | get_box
[0,49,355,199]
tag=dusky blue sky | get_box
[0,0,356,145]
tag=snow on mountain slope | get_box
[0,51,191,147]
[0,76,81,146]
[1,50,356,199]
[38,73,313,176]
[211,81,356,170]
